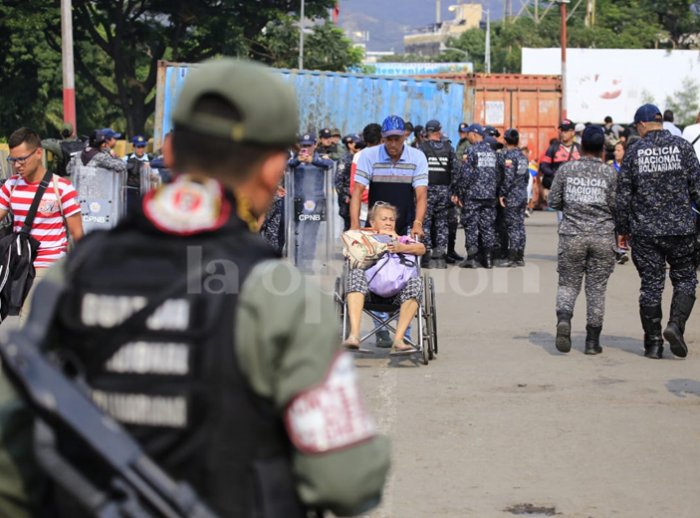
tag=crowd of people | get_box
[0,54,699,517]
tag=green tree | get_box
[255,16,363,71]
[664,77,700,125]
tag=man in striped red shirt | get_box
[1,128,84,316]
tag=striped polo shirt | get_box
[355,144,428,233]
[355,144,429,190]
[0,174,81,268]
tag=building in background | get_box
[404,3,483,57]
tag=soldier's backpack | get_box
[58,139,86,177]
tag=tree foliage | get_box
[446,0,700,74]
[0,0,348,138]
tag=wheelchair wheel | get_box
[420,275,431,364]
[420,309,430,365]
[428,276,438,357]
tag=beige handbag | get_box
[341,229,389,269]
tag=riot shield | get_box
[284,162,337,275]
[140,162,162,195]
[72,165,126,233]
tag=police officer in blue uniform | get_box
[498,129,529,267]
[419,119,458,268]
[457,124,500,269]
[123,135,151,214]
[617,104,700,359]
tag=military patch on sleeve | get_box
[285,352,376,454]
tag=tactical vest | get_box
[420,141,452,186]
[125,156,144,188]
[53,195,306,517]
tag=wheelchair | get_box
[334,261,438,365]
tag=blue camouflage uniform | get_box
[616,129,700,306]
[457,140,500,255]
[499,147,529,252]
[420,139,459,259]
[617,125,700,358]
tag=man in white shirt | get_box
[681,111,700,157]
[662,109,682,137]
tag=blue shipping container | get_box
[154,62,466,150]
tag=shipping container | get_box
[417,73,562,159]
[154,61,467,151]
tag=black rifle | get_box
[0,279,219,518]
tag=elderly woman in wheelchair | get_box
[342,202,426,355]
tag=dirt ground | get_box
[355,211,700,518]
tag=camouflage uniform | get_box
[616,128,700,358]
[335,153,352,231]
[549,156,617,327]
[499,148,530,252]
[316,143,344,163]
[420,140,459,259]
[456,140,499,256]
[260,192,285,253]
[66,148,127,177]
[616,129,700,307]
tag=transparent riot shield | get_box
[284,162,336,276]
[139,162,162,195]
[72,165,126,234]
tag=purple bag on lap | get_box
[365,253,418,298]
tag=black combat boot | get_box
[495,249,513,267]
[420,254,432,269]
[513,249,525,267]
[663,292,695,358]
[555,311,573,353]
[640,305,664,359]
[482,249,493,269]
[584,325,603,355]
[459,248,479,268]
[432,251,447,269]
[446,232,463,263]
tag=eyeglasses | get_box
[6,149,38,166]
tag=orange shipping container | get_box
[417,73,562,160]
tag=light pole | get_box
[557,0,570,119]
[298,0,305,70]
[484,9,491,74]
[60,0,76,135]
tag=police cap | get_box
[634,103,662,124]
[132,135,147,147]
[425,119,442,132]
[319,128,333,139]
[172,58,299,147]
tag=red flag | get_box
[332,1,340,23]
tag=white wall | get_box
[522,48,700,123]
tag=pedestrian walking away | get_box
[549,125,618,355]
[616,103,700,359]
[0,58,389,518]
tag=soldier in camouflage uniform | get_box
[549,126,617,355]
[317,128,344,163]
[419,119,459,268]
[498,129,529,267]
[616,104,700,359]
[456,124,500,269]
[259,187,285,253]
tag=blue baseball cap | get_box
[101,128,122,139]
[298,132,316,146]
[132,135,147,147]
[458,122,469,133]
[582,125,605,147]
[381,115,406,137]
[466,123,484,136]
[634,103,662,124]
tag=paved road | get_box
[354,212,700,518]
